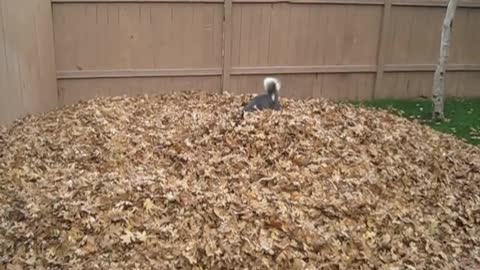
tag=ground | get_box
[351,97,480,145]
[0,93,479,269]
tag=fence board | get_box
[222,0,233,92]
[373,0,391,99]
[0,1,22,123]
[0,0,57,126]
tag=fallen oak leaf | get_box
[121,229,136,245]
[143,198,155,214]
[135,231,148,242]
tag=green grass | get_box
[350,98,480,145]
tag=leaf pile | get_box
[1,93,479,269]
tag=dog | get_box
[242,77,282,112]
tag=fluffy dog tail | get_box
[263,77,281,98]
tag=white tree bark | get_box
[432,0,459,120]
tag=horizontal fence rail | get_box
[57,64,480,79]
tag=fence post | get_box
[373,0,392,99]
[222,0,233,94]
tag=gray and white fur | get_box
[243,77,281,112]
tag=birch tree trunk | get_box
[432,0,458,120]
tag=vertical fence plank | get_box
[373,0,392,99]
[222,0,232,93]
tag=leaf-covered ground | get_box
[351,98,480,145]
[0,93,479,269]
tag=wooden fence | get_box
[52,0,480,105]
[0,0,479,125]
[0,0,58,125]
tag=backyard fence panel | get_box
[0,0,58,126]
[50,0,480,105]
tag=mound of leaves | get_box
[1,92,479,269]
